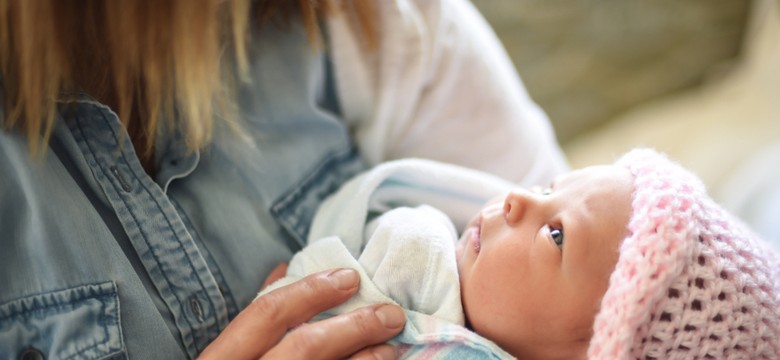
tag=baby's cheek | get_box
[459,275,503,333]
[465,288,527,345]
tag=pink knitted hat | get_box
[588,149,780,359]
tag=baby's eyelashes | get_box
[530,185,553,195]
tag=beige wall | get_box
[471,0,751,144]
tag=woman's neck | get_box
[67,16,158,177]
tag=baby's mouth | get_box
[471,216,482,254]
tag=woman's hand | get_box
[199,267,406,360]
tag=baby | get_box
[456,161,633,359]
[259,149,780,359]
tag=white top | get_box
[328,0,568,185]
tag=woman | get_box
[0,0,567,358]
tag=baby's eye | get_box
[550,227,564,249]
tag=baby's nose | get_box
[503,189,538,224]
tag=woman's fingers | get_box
[199,268,361,359]
[263,303,406,360]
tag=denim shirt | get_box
[0,23,365,359]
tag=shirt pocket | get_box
[0,281,125,360]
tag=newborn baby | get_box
[259,149,780,359]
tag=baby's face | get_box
[456,164,634,359]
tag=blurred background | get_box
[472,0,780,247]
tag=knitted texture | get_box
[588,149,780,359]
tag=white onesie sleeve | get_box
[360,205,464,325]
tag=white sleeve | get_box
[326,0,569,186]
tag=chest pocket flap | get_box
[0,281,125,360]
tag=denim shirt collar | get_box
[55,91,200,193]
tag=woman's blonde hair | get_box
[0,0,375,157]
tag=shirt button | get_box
[109,166,133,192]
[18,347,45,360]
[189,295,205,323]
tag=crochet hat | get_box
[588,149,780,359]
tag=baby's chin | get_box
[455,231,475,330]
[455,230,468,261]
[455,224,479,282]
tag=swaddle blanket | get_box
[259,158,516,359]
